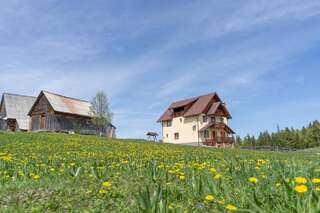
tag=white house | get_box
[157,92,235,147]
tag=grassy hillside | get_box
[0,133,319,212]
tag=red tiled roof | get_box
[157,109,173,122]
[184,93,215,117]
[169,97,198,109]
[157,92,231,122]
[207,102,220,115]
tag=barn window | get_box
[174,133,179,140]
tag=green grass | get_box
[0,132,319,212]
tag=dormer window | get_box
[211,117,216,123]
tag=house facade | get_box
[28,91,116,138]
[158,92,235,147]
[0,93,36,131]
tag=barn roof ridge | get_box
[42,90,90,103]
[2,92,37,99]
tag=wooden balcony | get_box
[203,137,235,147]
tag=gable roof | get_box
[157,92,231,122]
[0,93,37,130]
[29,91,92,118]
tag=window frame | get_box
[174,132,179,140]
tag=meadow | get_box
[0,133,320,212]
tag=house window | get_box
[220,117,224,123]
[180,118,183,123]
[174,133,179,140]
[211,117,216,123]
[167,121,172,127]
[192,125,196,131]
[203,116,207,123]
[204,130,209,138]
[166,134,169,138]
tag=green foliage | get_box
[240,120,320,149]
[0,132,319,212]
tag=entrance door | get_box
[212,131,216,143]
[8,119,16,132]
[40,114,46,129]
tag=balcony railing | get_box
[203,137,235,147]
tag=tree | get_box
[90,91,113,136]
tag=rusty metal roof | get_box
[0,93,36,130]
[42,91,92,117]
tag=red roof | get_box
[157,92,231,122]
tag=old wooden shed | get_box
[28,91,116,138]
[0,93,37,131]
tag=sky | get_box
[1,0,320,139]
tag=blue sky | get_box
[1,0,320,138]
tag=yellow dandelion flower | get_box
[315,187,320,191]
[33,175,40,180]
[213,173,222,180]
[218,199,225,205]
[312,178,320,184]
[248,177,258,184]
[179,175,185,181]
[205,194,215,202]
[210,168,216,173]
[294,177,307,184]
[102,181,112,188]
[99,189,107,194]
[226,204,237,211]
[294,185,308,193]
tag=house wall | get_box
[162,114,228,144]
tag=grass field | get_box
[0,133,320,212]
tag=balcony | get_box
[203,137,235,147]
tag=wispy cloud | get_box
[0,0,320,138]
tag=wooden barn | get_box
[28,91,116,138]
[0,93,37,132]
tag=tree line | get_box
[236,120,320,149]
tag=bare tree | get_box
[90,91,113,136]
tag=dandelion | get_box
[294,185,308,193]
[315,187,320,191]
[99,189,107,195]
[33,175,40,180]
[218,199,225,205]
[312,178,320,184]
[205,194,214,202]
[294,177,307,184]
[178,175,185,181]
[213,173,222,180]
[249,177,258,184]
[226,204,237,211]
[210,167,216,173]
[102,181,112,188]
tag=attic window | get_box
[173,107,184,113]
[167,121,172,127]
